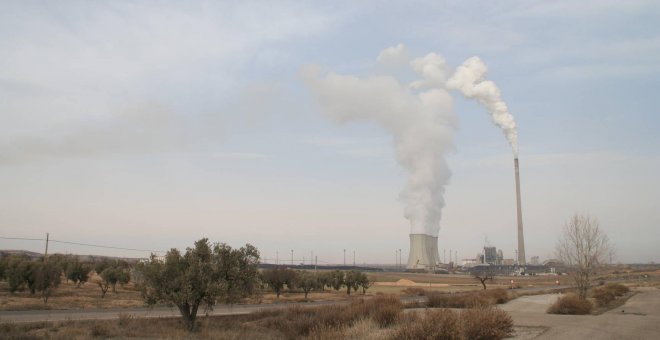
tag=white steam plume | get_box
[447,57,518,156]
[301,45,456,237]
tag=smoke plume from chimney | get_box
[301,45,456,238]
[303,46,521,269]
[447,57,519,156]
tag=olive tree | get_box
[95,260,130,297]
[100,267,130,295]
[344,270,361,295]
[34,262,62,304]
[357,272,372,294]
[138,238,260,331]
[213,243,261,304]
[262,266,297,299]
[296,271,320,300]
[0,255,7,281]
[556,214,613,300]
[65,259,91,287]
[5,257,38,294]
[329,270,344,291]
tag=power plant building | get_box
[484,246,497,264]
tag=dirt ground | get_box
[0,273,144,311]
[2,268,658,311]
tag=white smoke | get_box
[447,57,519,156]
[410,53,448,90]
[301,45,456,236]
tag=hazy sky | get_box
[1,1,659,264]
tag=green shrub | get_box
[547,293,592,315]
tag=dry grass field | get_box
[2,268,658,312]
[0,273,144,311]
[0,295,514,340]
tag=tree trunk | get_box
[177,302,199,332]
[99,283,109,298]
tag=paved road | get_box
[0,300,335,323]
[502,287,660,340]
[0,286,564,325]
[0,297,427,324]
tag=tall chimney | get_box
[514,157,526,265]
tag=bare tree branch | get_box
[555,214,613,300]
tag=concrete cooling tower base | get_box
[407,234,440,270]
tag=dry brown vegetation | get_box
[547,293,592,315]
[460,307,514,340]
[425,288,514,308]
[593,284,623,306]
[0,294,514,340]
[369,271,563,288]
[254,295,403,338]
[0,273,143,311]
[389,305,513,340]
[391,309,461,340]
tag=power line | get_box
[0,236,166,254]
[50,239,166,253]
[0,236,45,242]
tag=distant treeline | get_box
[259,263,383,272]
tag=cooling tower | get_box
[424,235,440,267]
[407,234,431,269]
[431,236,440,265]
[514,157,526,265]
[425,236,435,267]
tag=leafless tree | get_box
[472,266,494,290]
[556,214,613,300]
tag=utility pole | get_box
[276,251,279,265]
[343,249,346,267]
[443,249,446,264]
[291,249,294,266]
[315,256,318,274]
[353,250,355,267]
[44,232,49,263]
[399,249,402,270]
